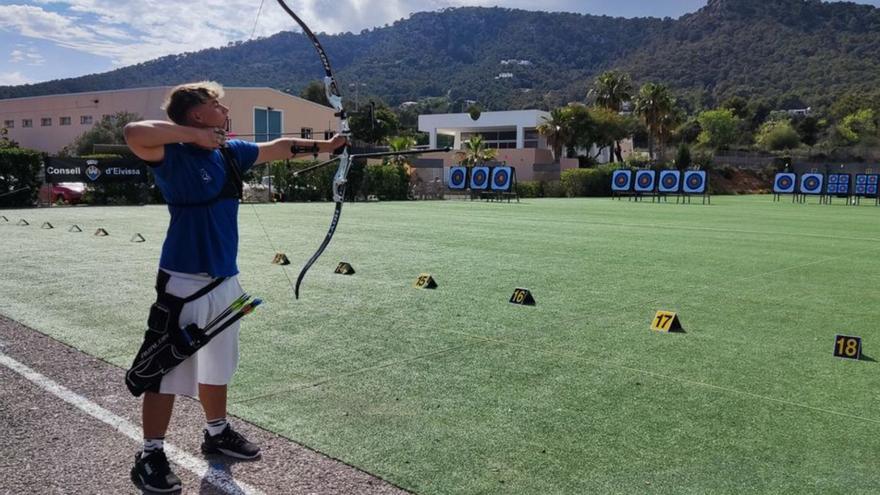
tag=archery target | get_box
[799,173,823,195]
[773,173,796,194]
[634,170,656,192]
[858,174,880,196]
[611,170,632,192]
[448,166,468,190]
[683,171,707,194]
[658,170,681,193]
[835,174,850,194]
[470,166,490,190]
[490,166,513,191]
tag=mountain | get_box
[3,1,880,113]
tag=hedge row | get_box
[0,148,43,207]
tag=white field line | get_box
[0,351,265,495]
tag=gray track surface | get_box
[0,314,411,495]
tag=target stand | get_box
[485,166,519,203]
[657,170,682,203]
[772,172,797,202]
[633,170,657,202]
[853,174,880,205]
[797,173,824,204]
[681,170,710,204]
[822,173,851,205]
[611,169,634,200]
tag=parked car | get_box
[39,182,86,204]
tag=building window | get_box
[253,108,281,143]
[60,117,71,126]
[3,120,13,129]
[300,127,313,139]
[461,130,518,150]
[323,130,335,140]
[524,129,540,149]
[22,119,32,128]
[80,115,93,125]
[41,118,52,127]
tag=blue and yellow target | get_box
[773,173,796,193]
[658,170,681,193]
[470,166,490,190]
[634,170,656,192]
[448,166,468,190]
[490,166,513,191]
[799,173,823,195]
[683,171,707,194]
[611,170,632,192]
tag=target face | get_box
[470,166,490,190]
[870,175,879,185]
[659,171,680,192]
[800,173,823,194]
[449,167,467,190]
[634,171,655,192]
[774,173,795,193]
[491,167,512,191]
[683,171,706,193]
[869,185,879,195]
[611,170,632,191]
[856,184,867,194]
[856,174,867,185]
[828,174,839,184]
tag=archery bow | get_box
[274,0,450,299]
[275,0,350,300]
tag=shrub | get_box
[0,147,43,207]
[363,163,409,200]
[560,166,613,197]
[517,181,542,198]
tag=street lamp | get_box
[348,82,367,111]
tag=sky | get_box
[1,0,879,86]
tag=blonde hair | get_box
[162,81,225,125]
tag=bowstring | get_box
[243,0,298,297]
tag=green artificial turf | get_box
[2,195,880,494]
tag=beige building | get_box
[0,86,338,154]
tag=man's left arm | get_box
[255,135,347,165]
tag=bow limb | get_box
[275,0,351,299]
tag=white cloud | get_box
[2,0,879,74]
[0,71,34,85]
[9,46,45,66]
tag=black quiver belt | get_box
[124,270,226,397]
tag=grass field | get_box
[2,195,880,494]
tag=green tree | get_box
[300,80,331,107]
[634,83,676,161]
[835,109,877,145]
[454,135,497,167]
[586,107,630,163]
[756,119,801,151]
[589,71,633,161]
[349,103,400,145]
[675,143,692,170]
[537,107,574,163]
[0,127,18,149]
[794,116,823,148]
[696,108,740,150]
[589,71,633,112]
[64,111,142,156]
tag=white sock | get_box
[142,437,164,457]
[206,417,228,437]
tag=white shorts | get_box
[158,269,243,398]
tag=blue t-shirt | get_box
[150,140,259,277]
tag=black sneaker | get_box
[201,425,261,459]
[130,450,182,493]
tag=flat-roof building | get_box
[0,86,337,154]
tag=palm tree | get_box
[589,71,633,113]
[536,108,573,163]
[589,71,633,162]
[634,83,676,161]
[455,135,497,167]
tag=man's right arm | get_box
[123,120,220,162]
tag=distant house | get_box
[784,107,812,117]
[0,86,337,154]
